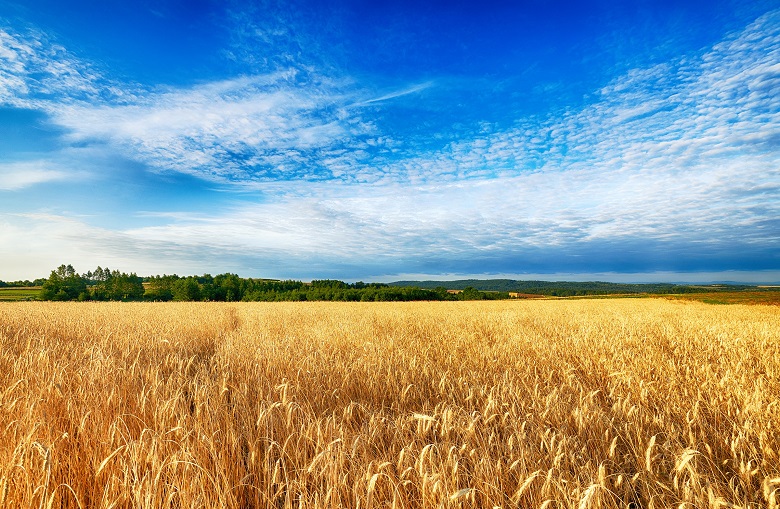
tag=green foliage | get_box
[209,273,244,301]
[36,264,513,302]
[310,279,349,289]
[91,270,145,301]
[459,287,485,300]
[144,275,178,301]
[0,278,44,287]
[391,279,762,296]
[39,265,143,301]
[29,265,780,303]
[40,264,88,301]
[172,277,201,301]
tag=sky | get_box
[1,0,779,283]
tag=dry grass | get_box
[0,300,778,508]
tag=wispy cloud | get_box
[357,81,434,105]
[390,10,780,183]
[0,26,106,107]
[48,72,378,182]
[0,213,194,278]
[0,9,778,279]
[120,10,779,274]
[0,161,69,190]
[0,24,403,184]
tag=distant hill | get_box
[389,279,761,296]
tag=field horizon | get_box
[3,274,780,304]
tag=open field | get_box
[0,287,40,301]
[1,300,778,508]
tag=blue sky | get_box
[1,0,779,282]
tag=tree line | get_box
[39,264,145,301]
[0,278,47,288]
[391,278,753,296]
[35,265,510,302]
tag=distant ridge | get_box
[389,279,764,296]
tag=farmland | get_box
[0,300,778,508]
[664,291,780,306]
[0,286,40,301]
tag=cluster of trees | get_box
[40,265,144,301]
[143,275,509,302]
[16,267,769,303]
[36,265,510,302]
[392,279,749,296]
[0,278,47,287]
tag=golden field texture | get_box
[0,300,778,509]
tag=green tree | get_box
[459,287,485,300]
[40,264,87,301]
[144,275,177,301]
[93,270,144,301]
[172,277,201,301]
[213,273,244,301]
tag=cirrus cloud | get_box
[0,8,778,281]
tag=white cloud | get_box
[0,26,103,107]
[0,212,225,279]
[0,161,69,190]
[12,63,386,182]
[0,10,778,279]
[100,10,779,273]
[0,28,32,104]
[356,81,434,105]
[0,24,423,186]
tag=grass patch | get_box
[0,286,40,301]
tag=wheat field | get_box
[0,299,778,508]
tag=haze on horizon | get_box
[1,0,778,283]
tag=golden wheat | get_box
[0,299,778,508]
